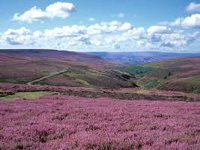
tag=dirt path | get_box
[27,69,68,85]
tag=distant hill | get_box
[0,49,137,89]
[87,51,200,64]
[0,49,120,69]
[1,49,200,92]
[117,57,200,94]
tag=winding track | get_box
[27,69,68,85]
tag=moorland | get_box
[0,49,200,149]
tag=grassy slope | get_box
[117,57,200,94]
[0,58,70,83]
[0,51,137,89]
[40,66,137,89]
[0,91,51,101]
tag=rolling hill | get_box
[1,50,200,150]
[117,57,200,94]
[0,49,120,69]
[1,49,200,96]
[0,49,137,89]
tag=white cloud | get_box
[162,18,183,26]
[4,27,31,36]
[46,2,75,18]
[161,14,200,28]
[182,14,200,28]
[160,33,189,47]
[127,27,145,36]
[146,27,194,48]
[13,2,75,23]
[33,31,43,38]
[147,26,171,34]
[122,27,145,41]
[90,39,101,46]
[44,25,86,38]
[171,18,183,26]
[118,22,132,31]
[87,21,132,35]
[1,27,32,45]
[186,2,200,12]
[1,21,199,51]
[118,13,125,18]
[88,17,95,21]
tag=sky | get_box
[0,0,200,52]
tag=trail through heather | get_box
[27,69,68,85]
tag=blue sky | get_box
[0,0,200,52]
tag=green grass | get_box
[42,70,50,76]
[0,78,19,83]
[0,77,35,84]
[0,91,51,101]
[64,68,104,83]
[145,79,160,90]
[171,77,200,93]
[143,61,163,68]
[117,65,155,76]
[187,78,200,93]
[75,79,90,86]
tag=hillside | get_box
[0,50,136,89]
[87,51,200,64]
[0,49,120,69]
[1,51,200,150]
[117,57,200,94]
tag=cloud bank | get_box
[1,21,199,51]
[0,1,198,52]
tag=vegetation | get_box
[117,57,200,94]
[145,79,160,90]
[0,51,200,149]
[0,91,51,101]
[44,67,138,89]
[0,78,19,83]
[1,95,200,149]
[117,65,155,76]
[42,70,50,76]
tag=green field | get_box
[0,91,52,101]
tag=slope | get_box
[0,50,137,89]
[118,57,200,94]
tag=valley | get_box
[0,49,200,149]
[1,1,200,149]
[87,51,200,64]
